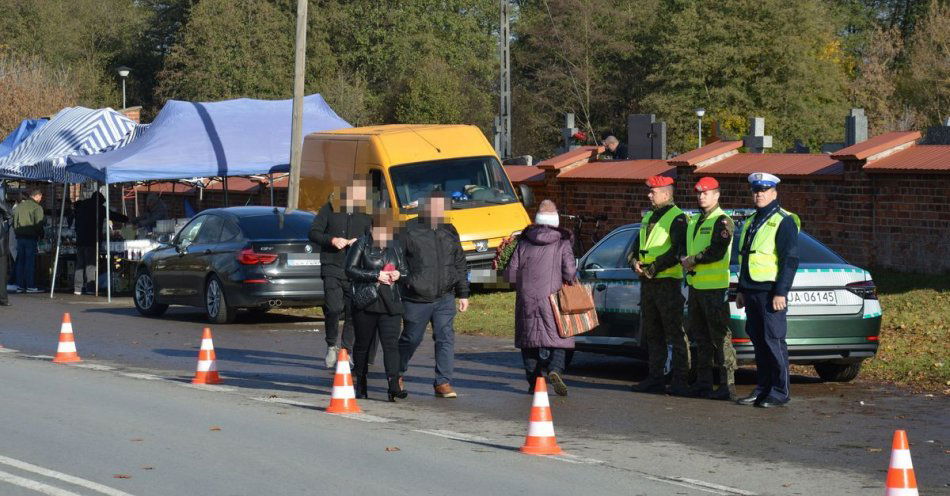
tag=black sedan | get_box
[132,207,324,323]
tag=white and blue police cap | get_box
[748,172,780,191]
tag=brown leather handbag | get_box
[557,279,595,314]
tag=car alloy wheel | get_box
[206,278,222,318]
[135,273,155,309]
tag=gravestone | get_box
[627,114,666,159]
[742,117,772,154]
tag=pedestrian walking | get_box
[345,214,409,402]
[13,189,44,293]
[504,200,576,396]
[0,182,12,306]
[73,191,128,295]
[308,180,372,369]
[628,175,690,395]
[681,177,738,400]
[397,191,470,398]
[735,172,800,408]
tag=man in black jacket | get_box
[398,192,470,398]
[0,182,12,306]
[309,181,372,369]
[73,192,128,295]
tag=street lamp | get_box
[695,108,706,148]
[117,66,131,109]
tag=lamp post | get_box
[117,66,131,109]
[695,108,705,148]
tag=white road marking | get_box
[120,372,162,381]
[253,397,314,407]
[547,453,605,465]
[0,455,136,496]
[0,348,18,353]
[68,363,115,371]
[0,469,84,496]
[332,413,394,423]
[179,383,236,392]
[413,429,491,443]
[641,474,757,496]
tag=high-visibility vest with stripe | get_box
[638,205,684,280]
[738,208,801,282]
[686,207,731,289]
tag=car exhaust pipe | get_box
[268,299,283,308]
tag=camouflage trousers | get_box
[686,287,738,386]
[640,278,689,385]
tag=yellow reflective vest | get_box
[738,209,801,282]
[686,207,731,289]
[639,205,684,280]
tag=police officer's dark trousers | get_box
[742,290,790,403]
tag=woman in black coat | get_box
[344,215,409,401]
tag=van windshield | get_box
[389,156,518,211]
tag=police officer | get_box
[629,175,690,395]
[735,173,799,408]
[681,177,737,400]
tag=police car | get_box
[574,210,882,382]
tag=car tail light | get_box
[237,248,278,265]
[728,282,738,302]
[867,336,879,341]
[732,338,751,344]
[845,280,878,300]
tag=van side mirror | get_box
[519,184,535,208]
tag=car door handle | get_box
[595,284,607,292]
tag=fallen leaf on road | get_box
[129,438,143,442]
[141,466,154,470]
[210,426,222,431]
[385,446,400,452]
[867,448,883,453]
[113,475,131,479]
[269,394,278,398]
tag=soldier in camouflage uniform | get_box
[681,177,738,401]
[628,175,690,396]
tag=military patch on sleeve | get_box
[721,230,730,238]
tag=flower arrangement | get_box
[492,235,519,271]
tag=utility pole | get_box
[286,0,308,212]
[498,0,512,159]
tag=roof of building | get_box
[695,153,843,178]
[831,131,921,161]
[862,145,950,173]
[557,159,673,182]
[536,146,602,170]
[504,165,545,185]
[667,140,742,166]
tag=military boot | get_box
[709,384,737,401]
[631,376,666,394]
[686,369,714,398]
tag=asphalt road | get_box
[0,293,947,495]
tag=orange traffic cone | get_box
[52,313,81,363]
[191,327,222,384]
[885,430,919,496]
[326,348,361,414]
[520,376,563,455]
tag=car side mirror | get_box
[518,184,535,208]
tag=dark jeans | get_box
[74,246,96,293]
[353,310,402,392]
[399,294,457,386]
[0,251,7,304]
[742,290,790,403]
[15,238,37,289]
[322,276,355,350]
[521,348,566,386]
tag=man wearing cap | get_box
[627,175,690,395]
[735,172,799,408]
[681,177,737,401]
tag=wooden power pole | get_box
[286,0,308,212]
[498,0,512,159]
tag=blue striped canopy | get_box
[0,107,140,183]
[0,118,48,158]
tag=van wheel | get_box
[814,362,862,382]
[133,271,168,317]
[205,275,236,324]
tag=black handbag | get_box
[352,281,379,310]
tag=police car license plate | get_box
[787,290,837,305]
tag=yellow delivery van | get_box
[299,124,531,282]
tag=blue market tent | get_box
[0,118,48,158]
[66,94,350,184]
[0,107,141,183]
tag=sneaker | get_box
[325,345,340,369]
[709,384,737,402]
[26,288,42,294]
[434,383,457,398]
[6,284,18,292]
[73,291,82,296]
[547,371,568,396]
[15,287,26,294]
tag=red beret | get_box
[694,177,719,192]
[645,175,674,188]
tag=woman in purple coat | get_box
[504,200,576,395]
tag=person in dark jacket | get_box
[73,192,128,295]
[345,213,409,402]
[13,189,44,293]
[397,192,470,398]
[604,135,628,160]
[308,180,373,368]
[0,182,12,306]
[132,193,168,233]
[504,200,576,395]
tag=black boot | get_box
[355,374,368,399]
[709,384,737,401]
[631,376,666,394]
[388,376,407,402]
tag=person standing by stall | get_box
[133,193,168,234]
[13,189,44,293]
[73,191,128,295]
[0,182,12,306]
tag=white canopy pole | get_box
[49,178,68,298]
[106,182,111,302]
